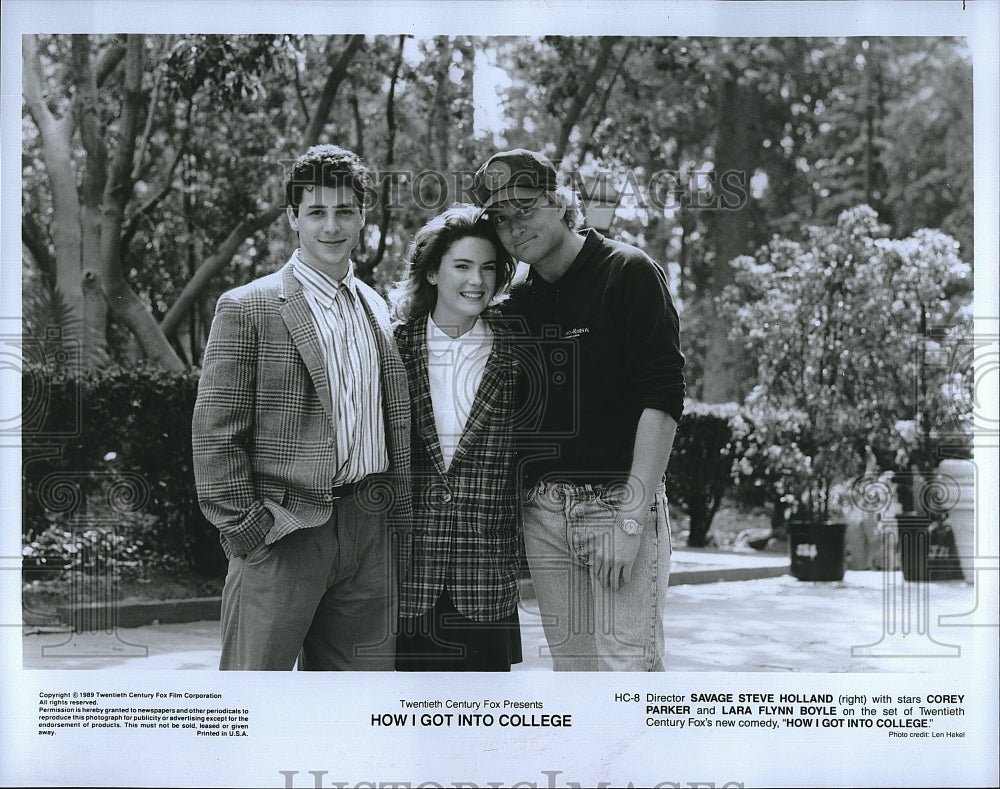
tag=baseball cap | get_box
[472,149,558,212]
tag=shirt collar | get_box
[426,314,491,358]
[293,251,358,306]
[527,229,600,291]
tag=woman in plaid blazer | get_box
[389,204,522,671]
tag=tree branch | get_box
[121,126,189,253]
[293,53,311,126]
[368,34,406,275]
[94,36,127,87]
[554,37,621,161]
[304,34,365,146]
[581,41,634,161]
[91,34,184,371]
[132,35,172,181]
[101,35,144,230]
[160,207,284,339]
[349,90,365,158]
[56,35,125,94]
[71,34,108,281]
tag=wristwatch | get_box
[617,516,643,536]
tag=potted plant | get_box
[732,397,859,581]
[882,227,973,582]
[890,310,975,582]
[721,207,971,582]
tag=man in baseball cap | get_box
[473,148,686,672]
[472,148,559,214]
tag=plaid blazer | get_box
[394,314,520,622]
[192,258,412,568]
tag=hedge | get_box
[21,369,752,574]
[666,400,740,547]
[21,364,225,577]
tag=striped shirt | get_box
[426,316,493,470]
[293,253,388,483]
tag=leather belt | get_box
[330,481,359,499]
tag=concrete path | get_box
[23,570,987,673]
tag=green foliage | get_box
[22,364,223,577]
[720,205,971,522]
[21,523,151,581]
[879,39,974,260]
[23,35,973,388]
[728,404,814,518]
[163,35,284,104]
[496,37,973,400]
[665,400,739,547]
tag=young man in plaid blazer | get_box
[192,145,411,671]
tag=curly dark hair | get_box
[284,144,374,210]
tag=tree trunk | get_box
[71,35,110,355]
[96,35,185,371]
[23,36,86,352]
[303,35,365,146]
[701,70,756,404]
[430,36,452,174]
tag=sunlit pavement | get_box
[22,570,990,672]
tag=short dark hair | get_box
[285,144,373,210]
[388,204,516,325]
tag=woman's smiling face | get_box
[429,236,499,336]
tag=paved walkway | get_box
[23,550,990,672]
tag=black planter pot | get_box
[895,513,964,582]
[895,514,931,582]
[788,520,847,582]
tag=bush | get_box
[666,400,739,547]
[21,521,151,581]
[727,405,822,539]
[21,363,225,578]
[719,206,971,524]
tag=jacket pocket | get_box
[259,482,289,508]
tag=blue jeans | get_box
[522,481,671,671]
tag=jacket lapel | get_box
[399,317,448,476]
[448,322,510,470]
[278,261,334,419]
